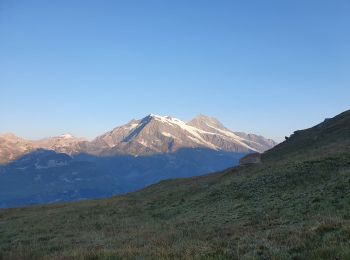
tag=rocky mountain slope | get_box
[188,114,276,153]
[88,114,276,156]
[34,134,87,155]
[0,114,276,164]
[0,133,35,164]
[0,111,348,259]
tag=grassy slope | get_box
[262,110,350,162]
[1,111,350,259]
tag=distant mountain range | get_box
[0,114,276,208]
[0,114,276,164]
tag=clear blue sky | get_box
[1,0,349,142]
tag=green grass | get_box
[1,110,350,259]
[1,153,349,259]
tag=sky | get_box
[0,0,349,142]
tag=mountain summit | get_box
[188,114,228,131]
[87,114,276,156]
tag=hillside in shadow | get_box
[0,148,245,208]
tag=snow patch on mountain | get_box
[59,133,75,139]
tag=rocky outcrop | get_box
[239,153,261,165]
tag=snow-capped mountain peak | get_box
[59,133,75,139]
[188,114,227,131]
[87,114,276,156]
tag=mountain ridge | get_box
[0,114,277,164]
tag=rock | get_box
[239,153,261,165]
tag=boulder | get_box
[239,153,261,165]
